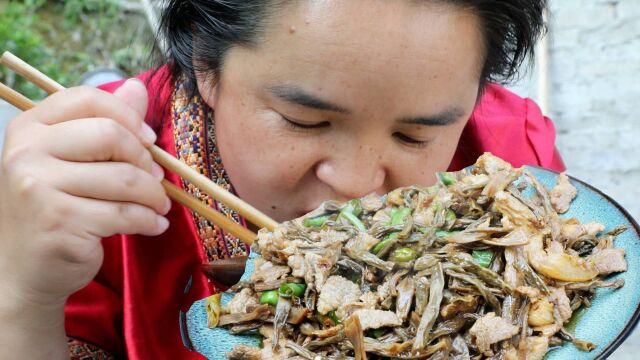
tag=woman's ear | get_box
[195,70,218,106]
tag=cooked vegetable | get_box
[390,247,418,262]
[437,171,457,186]
[220,153,627,359]
[303,214,330,227]
[259,290,279,306]
[339,199,366,231]
[472,249,494,268]
[278,283,306,298]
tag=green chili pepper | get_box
[445,209,457,223]
[259,290,279,306]
[278,283,306,298]
[372,238,393,254]
[437,172,457,186]
[389,207,412,226]
[435,230,459,239]
[341,211,366,231]
[338,200,366,231]
[379,207,413,245]
[328,310,342,325]
[370,328,387,338]
[349,199,363,217]
[303,214,330,227]
[390,247,418,262]
[472,250,494,268]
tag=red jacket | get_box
[64,68,565,359]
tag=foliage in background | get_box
[0,0,155,99]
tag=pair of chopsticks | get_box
[0,51,278,245]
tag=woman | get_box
[0,0,563,358]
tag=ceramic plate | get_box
[184,166,640,359]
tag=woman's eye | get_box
[393,132,430,148]
[282,116,330,130]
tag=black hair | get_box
[157,1,278,97]
[443,0,547,87]
[158,0,546,96]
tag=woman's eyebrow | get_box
[266,84,351,114]
[398,107,465,126]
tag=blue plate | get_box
[185,166,640,359]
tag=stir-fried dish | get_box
[206,153,628,360]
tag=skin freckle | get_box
[289,25,296,34]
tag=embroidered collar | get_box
[171,81,249,261]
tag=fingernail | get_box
[151,162,164,180]
[163,197,172,214]
[141,122,157,145]
[156,216,170,233]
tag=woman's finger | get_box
[60,194,170,239]
[42,117,155,173]
[43,159,170,215]
[21,82,156,146]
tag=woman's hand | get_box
[0,78,170,313]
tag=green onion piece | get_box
[328,310,342,325]
[417,227,429,234]
[445,209,457,223]
[390,247,418,262]
[371,238,392,254]
[437,172,457,186]
[259,290,279,305]
[472,250,494,268]
[303,214,330,227]
[278,283,306,298]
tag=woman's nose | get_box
[315,145,386,200]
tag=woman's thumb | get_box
[113,78,149,119]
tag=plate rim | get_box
[536,167,640,359]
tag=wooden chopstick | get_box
[0,82,33,111]
[0,52,65,94]
[0,52,279,244]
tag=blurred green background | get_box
[0,0,154,99]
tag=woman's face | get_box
[198,0,484,222]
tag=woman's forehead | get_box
[224,0,484,113]
[264,1,483,64]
